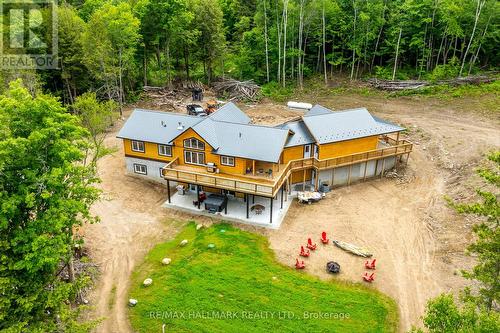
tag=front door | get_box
[304,144,312,158]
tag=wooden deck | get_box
[162,138,413,198]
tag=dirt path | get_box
[260,96,499,331]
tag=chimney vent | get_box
[177,122,184,130]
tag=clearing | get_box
[128,223,398,333]
[83,89,499,332]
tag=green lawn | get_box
[128,222,398,332]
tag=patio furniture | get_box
[250,204,265,215]
[321,231,329,244]
[365,259,376,270]
[306,238,317,251]
[363,272,375,282]
[204,194,228,214]
[299,246,310,257]
[295,259,305,269]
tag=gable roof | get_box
[301,107,404,144]
[275,120,315,147]
[208,102,251,124]
[116,109,203,144]
[192,117,289,163]
[304,104,333,117]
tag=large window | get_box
[183,137,205,150]
[131,140,145,152]
[220,156,235,166]
[133,163,147,175]
[158,144,172,156]
[184,151,205,165]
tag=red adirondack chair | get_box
[363,272,375,282]
[320,231,329,244]
[365,259,376,270]
[295,258,305,269]
[299,246,310,257]
[306,238,317,250]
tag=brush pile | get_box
[367,74,496,91]
[212,78,261,101]
[143,85,190,109]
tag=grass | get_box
[128,222,398,332]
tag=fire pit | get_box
[326,261,341,274]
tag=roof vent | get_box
[161,120,167,127]
[239,132,242,138]
[177,122,184,130]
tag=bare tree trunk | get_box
[118,48,123,116]
[469,11,492,75]
[460,0,486,76]
[165,40,172,88]
[282,0,289,87]
[143,46,148,86]
[350,0,357,80]
[322,0,327,84]
[392,27,402,81]
[298,0,305,89]
[276,0,281,82]
[263,0,270,82]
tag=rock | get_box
[207,243,215,249]
[82,299,89,305]
[161,258,171,265]
[220,229,226,233]
[180,239,188,246]
[129,299,138,306]
[272,276,278,281]
[196,224,203,230]
[143,278,153,286]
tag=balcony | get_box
[162,137,413,198]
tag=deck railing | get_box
[162,139,413,197]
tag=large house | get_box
[117,103,412,224]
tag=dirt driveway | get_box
[84,94,499,332]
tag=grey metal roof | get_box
[276,120,316,147]
[192,118,289,163]
[117,109,203,144]
[304,104,333,117]
[208,102,251,124]
[302,107,404,144]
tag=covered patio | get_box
[163,188,294,229]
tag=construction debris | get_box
[212,78,261,101]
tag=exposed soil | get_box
[83,92,499,332]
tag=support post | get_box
[280,185,284,209]
[224,194,228,215]
[314,170,319,190]
[269,196,273,224]
[363,161,368,181]
[380,158,386,178]
[197,185,200,209]
[252,160,256,176]
[405,153,410,166]
[374,160,379,177]
[252,194,255,204]
[302,169,306,191]
[396,131,400,144]
[347,164,352,185]
[167,179,171,203]
[246,194,249,219]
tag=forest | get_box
[1,0,498,104]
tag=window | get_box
[183,137,205,150]
[220,156,235,166]
[184,151,205,165]
[133,163,147,175]
[158,144,172,156]
[131,140,145,152]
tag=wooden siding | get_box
[123,139,173,162]
[282,145,304,163]
[318,136,378,159]
[171,128,250,175]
